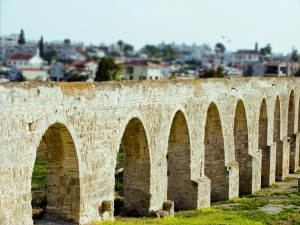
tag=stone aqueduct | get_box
[0,78,300,224]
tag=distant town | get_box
[0,29,299,83]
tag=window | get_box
[127,67,134,74]
[129,75,133,80]
[280,67,287,74]
[155,76,158,80]
[142,67,146,72]
[265,66,277,74]
[149,76,152,80]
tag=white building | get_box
[232,50,260,66]
[243,61,300,77]
[121,60,163,80]
[7,49,44,68]
[58,49,88,61]
[0,34,19,45]
[7,49,48,81]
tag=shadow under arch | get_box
[204,102,229,201]
[234,99,252,195]
[32,122,80,223]
[119,117,151,216]
[273,95,283,181]
[258,98,270,187]
[288,90,296,172]
[299,97,300,166]
[167,110,197,210]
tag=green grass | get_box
[96,192,300,225]
[31,157,47,186]
[116,145,124,170]
[99,208,266,225]
[294,170,300,174]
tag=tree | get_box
[67,73,88,82]
[215,43,225,53]
[161,45,179,61]
[202,66,225,78]
[44,50,58,64]
[64,39,71,45]
[123,44,134,53]
[117,40,124,52]
[39,36,44,59]
[260,44,271,55]
[144,45,160,58]
[291,48,299,62]
[95,57,122,82]
[170,72,177,80]
[18,29,26,44]
[216,66,225,78]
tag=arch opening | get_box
[167,111,197,210]
[259,99,270,187]
[234,100,252,195]
[118,118,151,216]
[298,99,300,166]
[204,103,229,201]
[288,90,296,172]
[31,123,80,223]
[274,96,283,181]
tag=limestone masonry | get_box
[0,78,299,224]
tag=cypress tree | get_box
[39,36,44,58]
[18,29,26,44]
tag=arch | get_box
[258,99,270,187]
[167,110,197,210]
[298,98,300,165]
[234,100,252,195]
[120,117,151,216]
[32,122,80,223]
[273,96,283,180]
[288,90,296,172]
[204,102,229,201]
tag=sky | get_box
[1,0,300,54]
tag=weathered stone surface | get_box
[0,78,299,224]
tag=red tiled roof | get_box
[19,67,44,71]
[75,49,89,57]
[8,54,33,61]
[121,60,162,68]
[73,60,93,67]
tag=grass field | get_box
[98,192,300,225]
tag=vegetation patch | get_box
[97,191,300,225]
[32,157,47,185]
[284,176,297,181]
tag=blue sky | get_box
[1,0,300,54]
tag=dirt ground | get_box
[263,173,300,193]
